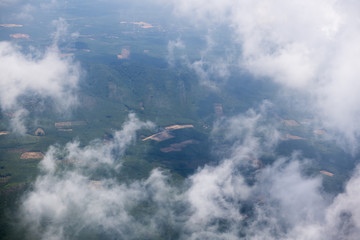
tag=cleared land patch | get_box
[0,24,22,27]
[55,121,86,128]
[282,119,300,126]
[282,134,305,140]
[160,140,199,153]
[320,170,334,177]
[58,129,73,132]
[165,124,194,131]
[314,129,327,135]
[10,33,29,39]
[20,152,44,159]
[143,124,194,142]
[0,131,10,135]
[142,131,174,142]
[117,48,130,59]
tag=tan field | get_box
[320,170,334,177]
[282,119,300,126]
[0,131,10,135]
[0,24,23,27]
[55,121,86,128]
[314,130,327,135]
[0,176,11,183]
[143,124,194,142]
[131,21,153,28]
[160,140,198,153]
[58,129,73,132]
[20,152,44,159]
[142,131,174,142]
[283,134,305,140]
[165,124,194,131]
[10,33,29,39]
[117,48,130,59]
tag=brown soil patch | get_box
[142,131,174,142]
[10,33,29,39]
[58,129,73,132]
[117,48,130,59]
[143,124,194,142]
[282,119,300,126]
[314,130,327,135]
[283,134,305,140]
[165,124,194,131]
[0,176,11,183]
[0,131,10,135]
[131,21,153,28]
[55,121,86,128]
[0,24,22,27]
[34,128,45,136]
[160,140,199,153]
[320,170,334,177]
[20,152,44,159]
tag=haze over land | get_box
[1,0,360,239]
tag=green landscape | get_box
[1,1,360,239]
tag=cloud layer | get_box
[19,109,360,240]
[164,0,360,150]
[0,31,80,133]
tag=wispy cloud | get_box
[18,107,360,239]
[164,0,360,150]
[0,20,80,134]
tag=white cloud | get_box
[18,106,360,239]
[0,20,80,133]
[20,114,159,239]
[164,0,360,149]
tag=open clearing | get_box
[55,121,86,128]
[160,140,198,153]
[143,124,194,142]
[314,129,327,135]
[58,129,73,132]
[142,131,174,142]
[10,33,29,39]
[283,134,305,140]
[20,152,44,159]
[117,48,130,59]
[0,24,22,27]
[165,124,194,131]
[0,131,10,135]
[320,170,334,177]
[282,119,300,126]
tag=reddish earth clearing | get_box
[20,152,44,159]
[160,140,199,153]
[55,121,86,128]
[0,24,23,27]
[10,33,29,39]
[320,170,334,177]
[165,124,194,131]
[282,119,300,126]
[142,131,174,142]
[282,134,305,140]
[314,129,327,135]
[117,48,130,59]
